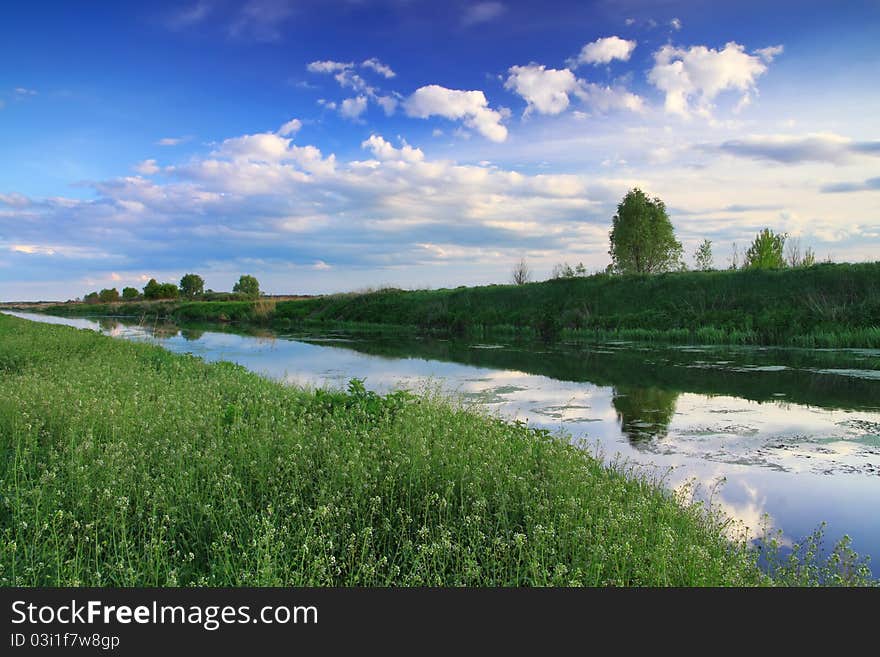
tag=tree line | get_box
[513,187,820,284]
[82,274,261,304]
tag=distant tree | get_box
[729,242,740,270]
[233,274,260,298]
[122,287,139,301]
[83,291,100,305]
[609,188,682,274]
[179,273,205,298]
[98,288,120,303]
[511,258,531,285]
[144,278,179,300]
[694,239,714,271]
[551,261,588,279]
[744,229,787,269]
[143,278,161,299]
[551,262,575,279]
[156,283,179,299]
[785,237,817,268]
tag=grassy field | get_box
[24,262,880,347]
[1,314,873,586]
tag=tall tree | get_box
[233,274,260,298]
[744,229,787,269]
[608,188,682,274]
[179,273,205,298]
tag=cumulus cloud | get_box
[277,118,302,136]
[134,159,160,175]
[0,124,622,300]
[361,135,425,163]
[404,85,508,142]
[648,41,772,117]
[504,64,579,115]
[340,96,368,119]
[462,2,506,26]
[713,133,880,164]
[504,63,643,116]
[307,59,399,118]
[670,18,682,31]
[361,58,396,78]
[569,36,637,67]
[375,95,399,116]
[648,42,775,117]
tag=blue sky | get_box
[1,0,878,299]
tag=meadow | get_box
[1,314,873,586]
[28,262,880,347]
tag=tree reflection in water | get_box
[612,386,680,442]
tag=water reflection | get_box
[612,386,680,443]
[180,328,204,342]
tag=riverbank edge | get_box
[11,262,880,348]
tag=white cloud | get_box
[217,132,292,162]
[375,95,399,116]
[156,136,191,146]
[361,58,396,78]
[307,60,354,74]
[0,192,30,207]
[229,0,295,42]
[340,96,368,119]
[755,45,784,63]
[462,2,506,26]
[14,87,38,97]
[648,42,772,117]
[166,1,212,30]
[277,118,302,136]
[505,64,579,115]
[134,159,160,175]
[404,85,508,142]
[714,132,880,164]
[504,64,643,116]
[361,135,425,163]
[670,18,682,31]
[570,36,637,67]
[308,59,398,116]
[575,83,645,113]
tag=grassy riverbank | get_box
[6,314,867,586]
[24,262,880,347]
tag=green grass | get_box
[28,262,880,347]
[1,314,873,586]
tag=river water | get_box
[9,311,880,570]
